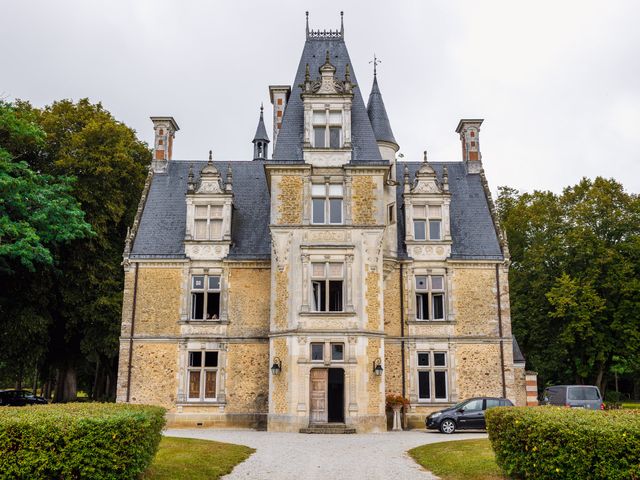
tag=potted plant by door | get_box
[386,393,409,431]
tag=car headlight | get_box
[431,412,442,418]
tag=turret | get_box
[252,104,270,160]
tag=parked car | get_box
[540,385,604,410]
[0,390,48,406]
[426,397,513,434]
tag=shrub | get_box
[486,406,640,480]
[0,403,166,479]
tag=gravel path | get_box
[165,428,487,480]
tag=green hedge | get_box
[486,406,640,480]
[0,403,166,480]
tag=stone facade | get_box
[116,23,531,433]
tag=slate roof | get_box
[366,76,397,145]
[395,162,503,260]
[272,36,384,163]
[512,336,526,363]
[252,108,270,143]
[131,160,271,260]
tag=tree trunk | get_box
[596,364,607,395]
[54,364,78,403]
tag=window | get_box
[388,203,395,224]
[191,275,221,320]
[312,184,343,224]
[187,351,218,400]
[331,343,344,361]
[194,205,223,240]
[311,262,343,312]
[413,205,442,241]
[415,275,445,321]
[417,351,448,401]
[311,343,324,361]
[312,110,342,148]
[486,399,501,409]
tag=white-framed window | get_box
[331,343,344,361]
[191,275,221,320]
[312,110,342,148]
[187,350,218,401]
[413,205,442,241]
[417,351,448,401]
[194,204,223,240]
[312,183,343,224]
[309,342,344,362]
[415,275,445,321]
[311,262,344,312]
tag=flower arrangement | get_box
[386,393,410,408]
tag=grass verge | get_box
[409,439,504,480]
[143,436,254,480]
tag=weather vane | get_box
[369,54,381,76]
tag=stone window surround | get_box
[412,204,442,241]
[414,273,446,321]
[308,340,346,364]
[311,109,343,149]
[185,198,232,242]
[408,342,457,405]
[303,101,352,150]
[304,175,351,226]
[311,181,344,225]
[404,197,451,244]
[415,350,449,403]
[177,341,227,405]
[408,267,453,323]
[297,336,357,365]
[183,267,229,323]
[300,249,355,314]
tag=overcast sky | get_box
[3,0,639,193]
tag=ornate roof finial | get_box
[423,150,428,162]
[370,54,381,77]
[345,63,351,82]
[187,163,195,193]
[305,63,310,82]
[403,164,409,182]
[208,150,213,163]
[443,165,449,192]
[305,11,309,37]
[325,50,330,63]
[340,11,344,36]
[226,163,233,192]
[260,102,264,114]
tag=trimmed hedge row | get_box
[0,403,166,479]
[486,406,640,480]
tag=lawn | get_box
[409,439,505,480]
[143,436,254,480]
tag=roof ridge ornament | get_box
[370,54,381,77]
[306,11,344,40]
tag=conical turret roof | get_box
[252,105,270,143]
[366,75,397,146]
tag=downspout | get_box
[399,263,406,398]
[125,262,140,403]
[495,264,507,398]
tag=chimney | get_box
[150,116,179,173]
[456,119,483,174]
[269,85,291,149]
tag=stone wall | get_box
[351,175,377,225]
[384,342,403,395]
[272,337,288,414]
[366,338,383,414]
[277,176,303,224]
[455,343,503,399]
[513,366,527,406]
[273,267,289,330]
[129,342,178,410]
[452,266,499,337]
[227,267,270,336]
[225,343,269,413]
[135,267,182,336]
[365,269,381,330]
[383,266,402,336]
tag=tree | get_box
[497,179,640,394]
[0,101,92,388]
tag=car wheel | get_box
[439,419,456,434]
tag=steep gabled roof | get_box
[272,36,383,163]
[366,75,397,146]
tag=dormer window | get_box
[413,205,442,241]
[194,205,223,240]
[312,110,342,148]
[312,184,343,224]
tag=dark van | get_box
[541,385,604,410]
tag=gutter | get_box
[399,263,406,398]
[125,263,140,403]
[495,264,507,398]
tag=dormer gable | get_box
[184,152,233,261]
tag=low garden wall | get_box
[486,406,640,480]
[0,403,165,479]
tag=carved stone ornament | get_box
[197,180,224,194]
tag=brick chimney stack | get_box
[456,119,483,174]
[150,116,179,173]
[269,85,291,150]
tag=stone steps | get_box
[299,423,356,434]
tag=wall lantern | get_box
[271,357,282,376]
[373,358,383,377]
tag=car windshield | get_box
[568,387,600,400]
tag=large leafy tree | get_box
[497,179,640,395]
[0,101,92,387]
[0,99,150,400]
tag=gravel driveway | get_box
[165,428,487,480]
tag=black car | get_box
[426,397,513,434]
[0,390,48,406]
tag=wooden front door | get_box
[309,368,328,424]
